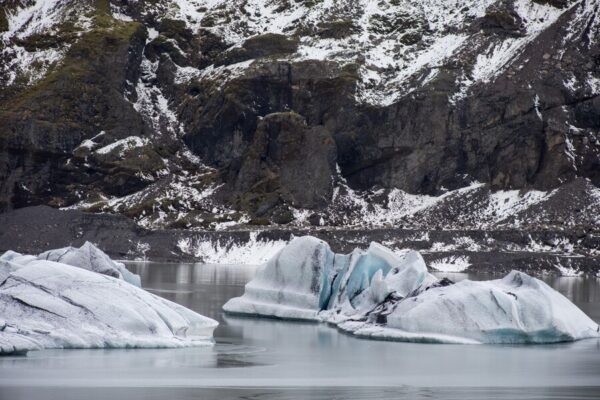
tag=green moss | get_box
[5,9,143,114]
[158,18,193,43]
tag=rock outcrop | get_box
[0,0,599,229]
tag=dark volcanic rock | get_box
[0,11,149,211]
[0,0,599,229]
[215,33,299,66]
[1,205,599,276]
[473,1,526,36]
[232,112,337,212]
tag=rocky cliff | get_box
[1,0,599,230]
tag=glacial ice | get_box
[0,246,217,355]
[224,236,600,344]
[37,241,142,287]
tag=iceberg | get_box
[224,236,600,344]
[37,241,142,287]
[0,247,217,355]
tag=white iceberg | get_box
[0,248,217,355]
[224,236,600,344]
[37,241,142,287]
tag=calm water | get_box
[0,263,599,400]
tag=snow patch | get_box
[95,136,149,156]
[430,255,471,273]
[177,232,288,264]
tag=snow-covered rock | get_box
[0,250,217,355]
[37,242,141,287]
[224,236,600,344]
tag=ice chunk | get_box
[224,236,600,344]
[345,270,599,344]
[0,259,218,355]
[37,241,141,287]
[224,237,434,320]
[223,236,333,320]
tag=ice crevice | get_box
[224,236,600,344]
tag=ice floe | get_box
[224,236,600,344]
[0,244,217,355]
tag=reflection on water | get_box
[0,262,599,400]
[3,386,600,400]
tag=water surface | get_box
[1,263,599,400]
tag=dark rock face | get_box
[0,6,150,210]
[0,0,599,228]
[232,112,337,213]
[474,1,525,36]
[217,33,300,65]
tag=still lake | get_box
[0,262,599,400]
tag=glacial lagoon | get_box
[1,262,599,400]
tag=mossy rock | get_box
[196,212,243,229]
[340,63,360,79]
[166,218,192,229]
[248,217,271,226]
[369,12,421,35]
[475,4,524,35]
[236,190,282,216]
[146,36,187,64]
[191,170,220,189]
[7,18,144,111]
[400,31,423,46]
[95,144,165,174]
[83,201,109,213]
[122,198,157,218]
[316,20,359,39]
[158,18,193,43]
[244,33,299,56]
[14,20,81,51]
[272,208,294,225]
[1,14,146,156]
[217,33,299,65]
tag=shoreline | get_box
[2,205,599,276]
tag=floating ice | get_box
[37,241,142,287]
[224,236,600,344]
[0,249,217,355]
